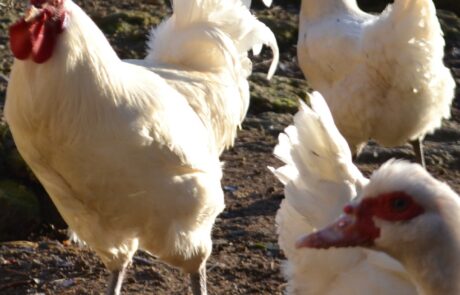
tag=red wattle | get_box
[30,13,57,64]
[8,9,63,64]
[9,19,33,60]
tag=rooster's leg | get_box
[106,264,128,295]
[410,138,426,168]
[190,266,207,295]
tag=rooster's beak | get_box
[24,5,42,23]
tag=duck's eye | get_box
[390,197,408,212]
[372,192,424,221]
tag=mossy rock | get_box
[0,121,36,181]
[0,179,41,241]
[257,7,298,50]
[95,11,161,35]
[93,10,163,58]
[249,73,311,114]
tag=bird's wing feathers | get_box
[273,92,364,228]
[273,92,416,294]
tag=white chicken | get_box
[5,0,278,294]
[297,0,456,166]
[271,92,417,294]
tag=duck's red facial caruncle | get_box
[296,191,425,249]
[9,0,67,63]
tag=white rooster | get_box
[271,92,418,294]
[297,0,456,166]
[5,0,278,294]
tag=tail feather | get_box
[146,0,279,79]
[272,92,364,229]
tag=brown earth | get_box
[0,0,460,294]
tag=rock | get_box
[0,120,65,229]
[249,73,310,114]
[93,10,162,59]
[243,112,293,136]
[94,10,161,35]
[0,121,36,182]
[0,179,41,241]
[257,6,298,51]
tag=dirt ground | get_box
[1,0,460,294]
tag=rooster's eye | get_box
[390,198,408,212]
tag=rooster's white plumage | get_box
[5,0,278,294]
[297,0,455,165]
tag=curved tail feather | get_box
[146,0,279,79]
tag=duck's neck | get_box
[300,0,361,21]
[396,219,460,295]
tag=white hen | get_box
[5,0,278,294]
[297,0,455,166]
[271,92,417,294]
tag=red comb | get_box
[30,0,65,9]
[31,0,46,6]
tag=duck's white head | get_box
[297,160,460,260]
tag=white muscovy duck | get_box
[5,0,277,294]
[297,0,456,166]
[297,158,460,295]
[271,92,418,294]
[273,91,460,294]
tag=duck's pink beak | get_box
[295,213,379,249]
